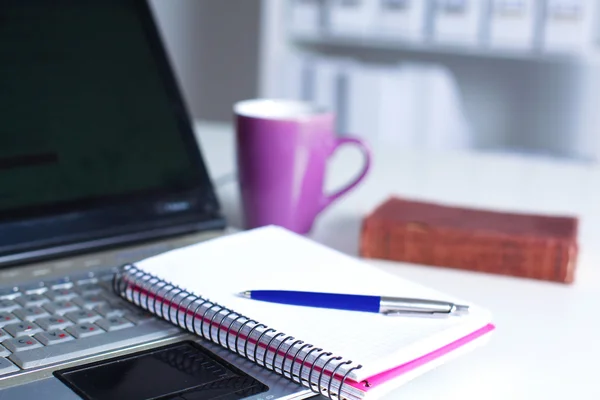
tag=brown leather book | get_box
[360,197,579,283]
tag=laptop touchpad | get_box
[54,341,269,400]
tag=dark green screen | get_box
[0,0,197,212]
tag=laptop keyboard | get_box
[0,268,181,378]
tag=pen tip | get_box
[453,304,470,314]
[238,291,251,299]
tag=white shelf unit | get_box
[291,31,600,64]
[259,0,600,161]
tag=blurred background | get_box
[150,0,600,162]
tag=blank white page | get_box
[135,226,492,380]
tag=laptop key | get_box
[0,288,21,300]
[95,317,134,332]
[4,322,43,338]
[0,357,19,375]
[123,310,154,325]
[74,286,104,296]
[73,294,109,309]
[65,309,100,324]
[66,323,104,338]
[45,288,78,301]
[13,307,50,321]
[45,277,73,290]
[35,315,72,331]
[21,282,47,295]
[0,344,10,357]
[15,294,49,308]
[74,277,98,287]
[0,330,9,341]
[34,330,74,346]
[43,300,80,315]
[70,269,98,283]
[93,304,126,318]
[0,300,20,313]
[2,336,43,352]
[0,312,19,328]
[9,320,180,369]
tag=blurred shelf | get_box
[291,32,600,65]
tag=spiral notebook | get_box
[113,226,494,400]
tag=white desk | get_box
[195,121,600,400]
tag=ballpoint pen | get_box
[239,290,469,316]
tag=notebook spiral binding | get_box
[113,264,364,400]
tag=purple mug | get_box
[234,99,371,234]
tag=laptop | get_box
[0,1,313,399]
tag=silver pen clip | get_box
[379,297,470,317]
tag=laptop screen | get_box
[0,0,223,265]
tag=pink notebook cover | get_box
[346,323,495,392]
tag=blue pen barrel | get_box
[249,290,381,313]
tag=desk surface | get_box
[195,121,599,400]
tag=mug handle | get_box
[320,136,372,212]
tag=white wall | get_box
[149,0,262,122]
